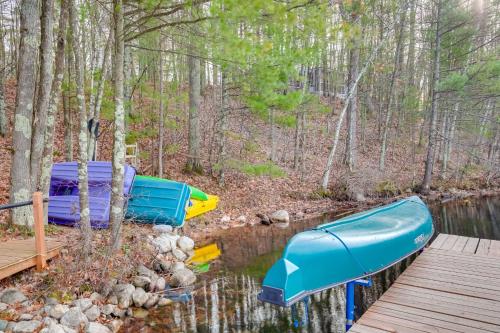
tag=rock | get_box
[157,234,179,252]
[107,296,118,305]
[274,222,289,229]
[0,320,8,331]
[11,320,41,333]
[256,213,271,225]
[177,236,194,252]
[152,225,173,234]
[89,293,103,302]
[101,304,114,316]
[0,289,27,304]
[132,308,149,319]
[137,265,155,278]
[40,323,66,333]
[171,261,185,272]
[151,237,172,253]
[172,248,187,261]
[353,192,366,202]
[61,325,77,333]
[44,298,59,306]
[0,302,7,311]
[132,276,151,289]
[19,314,33,321]
[236,215,246,223]
[155,277,166,291]
[72,298,92,312]
[106,319,122,333]
[143,294,159,309]
[270,210,289,223]
[111,307,125,318]
[100,279,117,298]
[171,268,196,287]
[42,317,58,327]
[86,322,111,333]
[60,307,88,328]
[220,215,230,223]
[113,284,135,309]
[131,288,148,307]
[84,305,100,321]
[157,298,172,307]
[125,308,133,317]
[148,274,159,292]
[48,304,69,320]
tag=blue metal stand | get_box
[291,296,310,328]
[346,278,372,331]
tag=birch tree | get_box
[110,0,126,251]
[69,0,92,257]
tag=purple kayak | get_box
[48,161,136,228]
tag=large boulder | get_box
[171,268,196,287]
[177,236,194,252]
[270,210,289,223]
[60,307,88,328]
[0,288,27,304]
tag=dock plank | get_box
[351,234,500,333]
[0,238,64,280]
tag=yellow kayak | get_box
[185,195,219,220]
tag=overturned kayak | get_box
[258,196,433,307]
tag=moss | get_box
[375,180,400,197]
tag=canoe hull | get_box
[258,196,434,307]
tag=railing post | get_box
[33,192,47,271]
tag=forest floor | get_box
[0,79,498,294]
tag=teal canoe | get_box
[125,175,191,226]
[138,175,208,201]
[258,196,434,307]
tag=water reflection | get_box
[123,196,499,333]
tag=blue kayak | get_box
[258,196,433,307]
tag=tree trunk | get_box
[158,43,165,177]
[0,11,6,137]
[321,19,392,190]
[186,49,202,173]
[214,72,228,186]
[110,0,126,251]
[345,40,360,171]
[31,0,55,190]
[39,0,69,219]
[421,0,442,194]
[88,30,112,160]
[9,0,38,226]
[69,0,92,258]
[379,8,407,171]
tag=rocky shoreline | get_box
[0,226,198,333]
[0,188,498,333]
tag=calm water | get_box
[123,196,499,333]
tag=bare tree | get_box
[31,0,55,190]
[110,0,126,251]
[186,45,202,173]
[9,0,38,226]
[421,0,442,194]
[69,0,92,258]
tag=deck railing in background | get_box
[0,192,48,270]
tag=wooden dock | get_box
[351,234,500,333]
[0,238,64,280]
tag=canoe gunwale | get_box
[259,226,434,307]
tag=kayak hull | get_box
[258,196,434,307]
